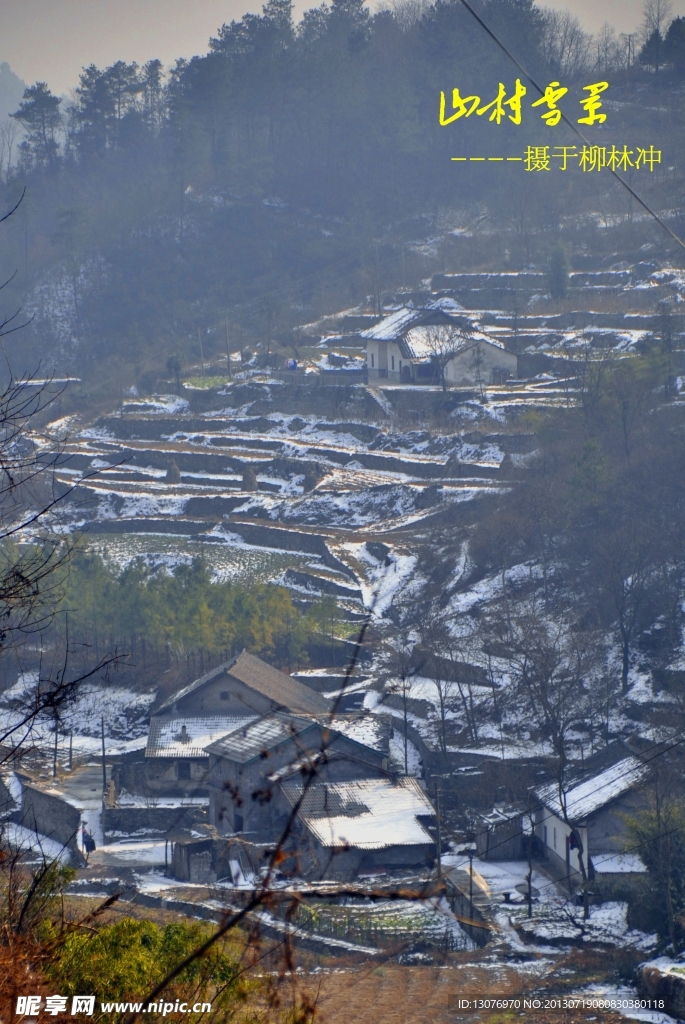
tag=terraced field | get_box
[38,258,682,616]
[42,380,539,607]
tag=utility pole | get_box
[101,716,107,794]
[435,782,442,879]
[526,812,533,918]
[468,848,474,920]
[52,718,59,778]
[224,313,231,380]
[197,326,205,376]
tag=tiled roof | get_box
[360,300,468,342]
[158,650,331,716]
[535,756,649,822]
[400,326,507,361]
[281,777,435,850]
[145,715,257,758]
[329,714,390,754]
[204,711,317,763]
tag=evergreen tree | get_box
[11,82,61,171]
[640,28,665,72]
[664,16,685,74]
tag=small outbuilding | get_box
[475,806,524,861]
[281,776,437,879]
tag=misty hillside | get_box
[0,0,681,403]
[0,62,25,122]
[4,0,685,1002]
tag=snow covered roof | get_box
[328,714,389,753]
[158,649,331,717]
[360,300,468,342]
[282,777,435,850]
[592,853,646,874]
[535,756,649,822]
[145,715,258,758]
[204,711,317,763]
[399,325,509,361]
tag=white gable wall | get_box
[534,807,588,878]
[367,340,406,382]
[445,342,516,386]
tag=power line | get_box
[455,0,685,255]
[450,726,685,868]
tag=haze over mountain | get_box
[1,0,683,94]
[0,62,25,122]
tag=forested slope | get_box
[0,0,682,399]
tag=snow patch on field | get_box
[122,395,189,415]
[341,542,416,615]
[0,679,154,755]
[518,901,656,949]
[389,729,422,774]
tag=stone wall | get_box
[102,804,207,841]
[17,785,84,865]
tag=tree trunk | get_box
[621,633,630,694]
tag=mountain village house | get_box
[363,300,517,386]
[533,748,650,882]
[125,650,331,797]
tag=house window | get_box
[220,690,229,700]
[371,353,375,368]
[234,812,244,832]
[399,361,402,373]
[553,827,557,850]
[544,825,548,846]
[391,355,395,370]
[177,762,191,780]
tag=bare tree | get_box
[539,8,593,81]
[643,0,673,39]
[495,604,602,772]
[588,523,658,695]
[0,121,20,181]
[386,629,417,774]
[385,0,431,30]
[0,195,120,764]
[640,0,673,72]
[423,322,472,391]
[496,606,604,918]
[595,23,623,74]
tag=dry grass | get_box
[301,946,644,1024]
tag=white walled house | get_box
[533,753,649,882]
[362,300,516,386]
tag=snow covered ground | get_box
[0,681,154,757]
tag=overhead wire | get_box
[455,0,685,255]
[427,0,685,908]
[447,728,685,894]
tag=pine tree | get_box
[11,83,62,171]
